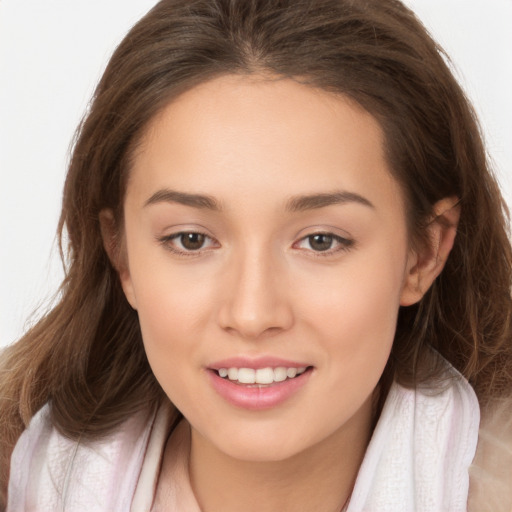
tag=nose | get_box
[218,246,294,339]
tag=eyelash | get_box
[158,231,354,257]
[158,231,218,257]
[292,232,354,257]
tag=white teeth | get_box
[219,366,308,384]
[274,367,288,382]
[256,367,275,384]
[238,368,256,384]
[286,367,297,378]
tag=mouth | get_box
[207,363,313,410]
[213,366,312,386]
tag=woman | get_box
[2,0,511,510]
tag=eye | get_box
[294,232,353,254]
[176,232,208,250]
[159,231,218,254]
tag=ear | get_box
[400,197,460,306]
[99,209,138,310]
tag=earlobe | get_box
[99,209,138,310]
[400,196,460,306]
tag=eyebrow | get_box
[285,191,374,212]
[144,189,221,210]
[143,188,374,212]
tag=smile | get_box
[217,366,307,385]
[208,363,313,410]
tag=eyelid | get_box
[157,229,220,256]
[292,228,355,256]
[156,225,354,257]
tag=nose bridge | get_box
[219,241,293,338]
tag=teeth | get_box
[217,366,308,384]
[286,368,297,378]
[238,368,256,384]
[274,367,288,382]
[256,367,274,384]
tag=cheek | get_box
[304,248,404,322]
[132,274,211,412]
[297,247,406,377]
[132,268,212,355]
[122,237,216,383]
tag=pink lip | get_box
[206,363,313,411]
[208,356,310,370]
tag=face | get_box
[118,75,416,462]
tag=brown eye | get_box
[293,232,354,255]
[180,232,206,250]
[159,230,218,256]
[308,234,334,251]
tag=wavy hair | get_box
[2,0,511,504]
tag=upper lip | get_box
[208,356,311,370]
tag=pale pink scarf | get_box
[8,370,480,511]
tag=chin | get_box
[200,418,323,463]
[218,437,305,463]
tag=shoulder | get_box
[7,403,159,512]
[349,371,480,511]
[7,403,57,509]
[468,396,512,512]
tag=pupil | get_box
[309,234,333,251]
[182,233,205,250]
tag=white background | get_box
[1,0,511,348]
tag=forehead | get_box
[127,74,405,216]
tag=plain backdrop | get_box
[1,0,511,348]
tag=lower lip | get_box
[207,368,312,410]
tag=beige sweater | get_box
[468,399,512,511]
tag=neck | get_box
[188,397,373,512]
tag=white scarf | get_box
[347,372,480,511]
[8,369,479,511]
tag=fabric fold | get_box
[8,363,480,511]
[347,369,480,511]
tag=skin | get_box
[102,75,459,512]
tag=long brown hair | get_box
[2,0,511,504]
